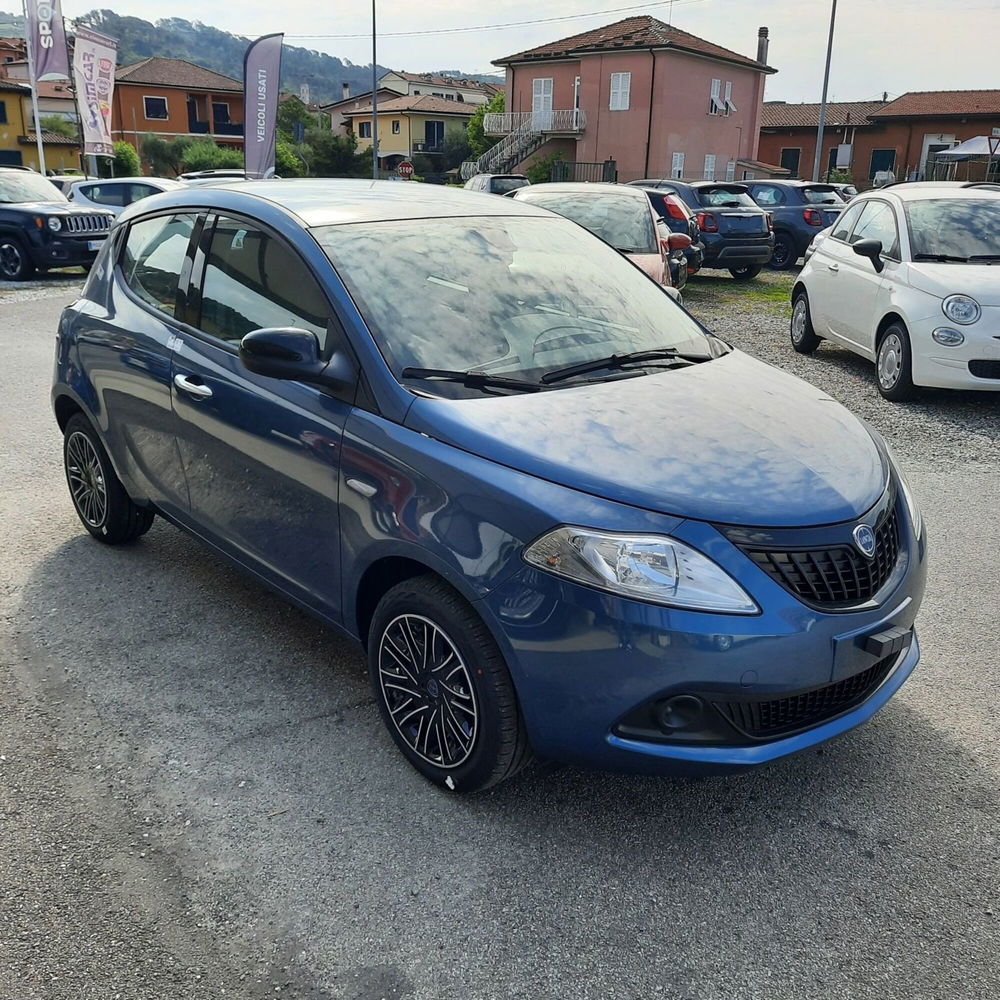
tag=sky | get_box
[60,0,1000,103]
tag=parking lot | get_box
[2,280,999,999]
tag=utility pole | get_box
[371,0,379,179]
[812,0,838,182]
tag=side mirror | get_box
[239,327,355,394]
[853,238,885,273]
[667,232,692,252]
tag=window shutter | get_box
[703,155,716,180]
[724,81,737,115]
[726,160,736,181]
[671,151,685,178]
[709,79,722,115]
[620,72,630,110]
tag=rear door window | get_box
[197,216,330,349]
[750,185,787,206]
[81,183,126,207]
[696,186,757,208]
[801,186,841,205]
[121,213,199,317]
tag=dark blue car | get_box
[52,180,927,792]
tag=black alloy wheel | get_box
[769,233,797,271]
[0,237,34,281]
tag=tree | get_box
[526,150,564,184]
[275,138,304,177]
[466,92,503,160]
[306,127,370,177]
[39,114,76,138]
[277,96,318,143]
[180,139,243,172]
[441,130,471,172]
[112,141,141,177]
[141,134,192,176]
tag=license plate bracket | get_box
[87,239,105,252]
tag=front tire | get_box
[368,576,531,793]
[790,291,822,354]
[768,233,797,271]
[876,323,918,401]
[63,413,155,543]
[0,236,35,281]
[729,264,762,281]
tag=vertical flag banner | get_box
[25,0,70,80]
[244,33,283,180]
[73,25,117,157]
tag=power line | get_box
[283,0,709,41]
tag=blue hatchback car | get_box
[52,180,927,792]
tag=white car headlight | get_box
[47,216,62,232]
[523,526,758,614]
[942,294,980,325]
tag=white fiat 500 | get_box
[790,183,1000,400]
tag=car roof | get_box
[127,178,556,227]
[515,182,649,199]
[73,176,181,186]
[864,184,1000,202]
[748,179,835,187]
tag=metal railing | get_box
[484,110,586,135]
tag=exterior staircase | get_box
[461,110,585,180]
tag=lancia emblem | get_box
[853,524,877,559]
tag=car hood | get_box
[907,262,1000,306]
[6,201,107,215]
[405,351,887,527]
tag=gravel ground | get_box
[0,272,84,305]
[1,285,998,999]
[682,269,1000,466]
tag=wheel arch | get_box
[876,312,907,348]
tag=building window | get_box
[359,120,372,139]
[609,72,631,111]
[709,79,723,115]
[143,96,168,120]
[445,93,454,101]
[413,89,420,94]
[432,92,444,98]
[723,81,737,115]
[780,147,801,176]
[703,154,716,180]
[869,148,897,179]
[726,160,736,181]
[671,152,685,179]
[0,100,6,125]
[212,102,230,125]
[391,119,400,134]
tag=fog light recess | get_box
[932,327,965,346]
[654,695,705,734]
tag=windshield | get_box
[492,177,529,195]
[514,192,657,253]
[802,186,841,205]
[696,186,757,209]
[905,198,1000,259]
[316,216,713,397]
[0,171,67,204]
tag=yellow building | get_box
[344,95,475,171]
[0,78,82,172]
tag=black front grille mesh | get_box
[712,653,897,739]
[741,506,900,607]
[969,360,1000,380]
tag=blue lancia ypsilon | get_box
[52,181,927,792]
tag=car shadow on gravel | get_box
[15,517,999,996]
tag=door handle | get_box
[173,373,213,399]
[827,263,840,272]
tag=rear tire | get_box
[368,575,531,793]
[768,233,797,271]
[876,323,918,402]
[790,291,822,354]
[729,264,762,281]
[63,413,155,544]
[0,236,35,281]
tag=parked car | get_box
[53,180,926,791]
[464,173,530,195]
[177,169,248,181]
[510,182,686,289]
[49,172,97,195]
[791,185,1000,400]
[628,179,774,280]
[745,180,844,271]
[636,187,704,277]
[0,167,113,280]
[69,177,184,216]
[833,183,859,201]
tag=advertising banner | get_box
[25,0,70,81]
[73,25,117,157]
[244,33,284,180]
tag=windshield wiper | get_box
[912,252,969,263]
[540,349,703,385]
[968,254,1000,263]
[401,367,544,393]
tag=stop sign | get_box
[398,160,414,179]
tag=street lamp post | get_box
[371,0,379,179]
[812,0,839,182]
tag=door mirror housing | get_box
[852,238,885,273]
[240,327,356,394]
[667,232,692,252]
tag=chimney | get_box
[757,26,769,65]
[342,82,350,100]
[882,91,888,102]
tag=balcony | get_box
[213,122,244,137]
[413,141,443,153]
[188,118,210,134]
[484,110,586,136]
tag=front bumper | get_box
[29,235,106,269]
[909,319,1000,391]
[480,502,926,776]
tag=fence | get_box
[550,159,618,183]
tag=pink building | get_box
[485,16,777,183]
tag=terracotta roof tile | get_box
[0,78,30,94]
[116,57,242,93]
[871,90,1000,118]
[20,130,79,146]
[495,15,772,72]
[760,100,887,129]
[342,95,477,116]
[386,71,500,93]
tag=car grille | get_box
[712,653,898,739]
[969,360,1000,379]
[740,505,900,608]
[63,213,111,235]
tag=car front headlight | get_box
[523,526,758,614]
[942,293,980,325]
[46,216,62,232]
